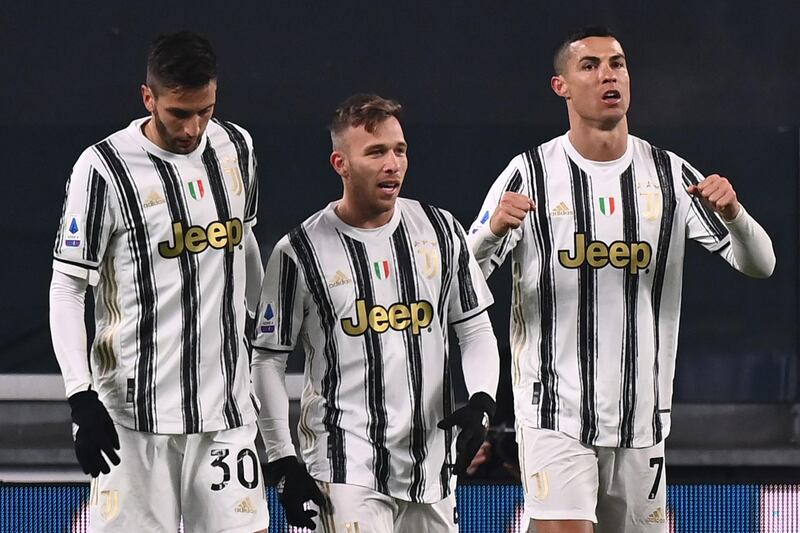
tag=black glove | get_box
[437,392,496,475]
[68,390,120,477]
[269,456,326,530]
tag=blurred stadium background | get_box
[1,2,798,531]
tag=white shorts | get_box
[517,425,667,533]
[314,482,458,533]
[87,422,268,533]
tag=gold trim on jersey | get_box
[95,257,120,374]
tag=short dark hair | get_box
[329,94,402,146]
[146,31,217,92]
[553,26,619,75]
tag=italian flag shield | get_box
[599,196,615,215]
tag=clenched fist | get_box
[489,192,536,237]
[686,174,740,221]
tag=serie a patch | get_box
[64,214,82,247]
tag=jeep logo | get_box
[159,218,243,258]
[341,299,434,336]
[558,233,652,274]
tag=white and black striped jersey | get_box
[469,133,737,448]
[52,117,259,434]
[252,199,493,503]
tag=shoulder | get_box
[402,199,465,234]
[208,118,254,148]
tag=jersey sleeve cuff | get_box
[53,259,100,286]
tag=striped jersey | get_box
[52,117,259,434]
[468,133,735,448]
[252,199,493,503]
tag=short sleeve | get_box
[680,161,731,254]
[52,150,116,286]
[447,215,495,324]
[467,155,528,275]
[252,236,306,351]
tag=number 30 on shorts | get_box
[210,448,260,491]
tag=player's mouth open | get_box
[378,182,400,191]
[602,90,621,103]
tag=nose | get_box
[383,151,400,173]
[600,62,617,83]
[184,116,202,138]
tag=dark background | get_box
[1,1,797,403]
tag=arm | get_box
[685,170,775,278]
[720,206,775,278]
[49,270,119,476]
[249,239,324,528]
[250,348,295,462]
[467,157,534,277]
[49,270,91,396]
[437,311,500,475]
[453,311,500,402]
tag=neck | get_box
[142,118,163,149]
[567,117,629,162]
[335,197,395,229]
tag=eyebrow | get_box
[166,103,215,114]
[578,53,626,63]
[363,141,407,152]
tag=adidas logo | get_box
[328,270,353,288]
[646,507,666,524]
[550,201,573,217]
[234,497,257,514]
[143,190,166,208]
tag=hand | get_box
[68,390,120,477]
[686,173,740,221]
[489,192,536,237]
[437,392,496,475]
[269,456,326,530]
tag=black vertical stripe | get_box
[278,253,298,347]
[202,142,243,428]
[420,204,456,499]
[495,169,524,260]
[340,233,391,495]
[650,147,677,443]
[681,165,728,240]
[213,119,258,223]
[453,221,479,313]
[567,157,598,444]
[289,226,346,482]
[526,148,558,429]
[54,176,73,256]
[391,220,428,502]
[619,165,640,447]
[149,154,202,433]
[213,119,251,189]
[94,140,158,432]
[84,170,107,263]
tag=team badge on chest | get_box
[414,240,440,279]
[598,196,616,216]
[187,179,205,200]
[638,182,662,221]
[373,260,391,280]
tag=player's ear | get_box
[551,75,568,98]
[141,84,155,113]
[330,151,349,179]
